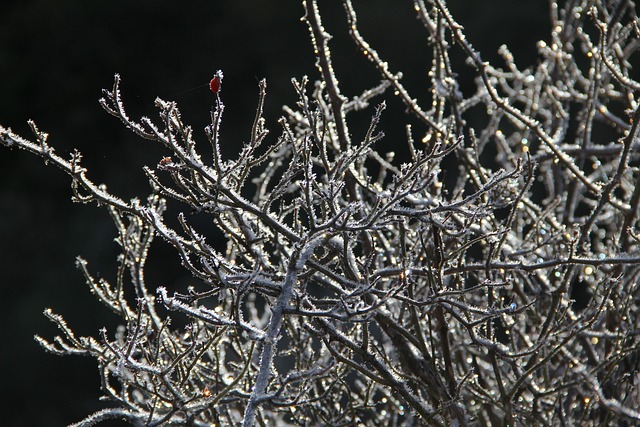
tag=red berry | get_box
[209,75,221,94]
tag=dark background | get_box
[0,1,547,425]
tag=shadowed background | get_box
[0,1,547,424]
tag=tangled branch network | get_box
[2,0,640,426]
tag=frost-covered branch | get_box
[3,0,640,425]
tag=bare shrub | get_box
[2,0,640,426]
